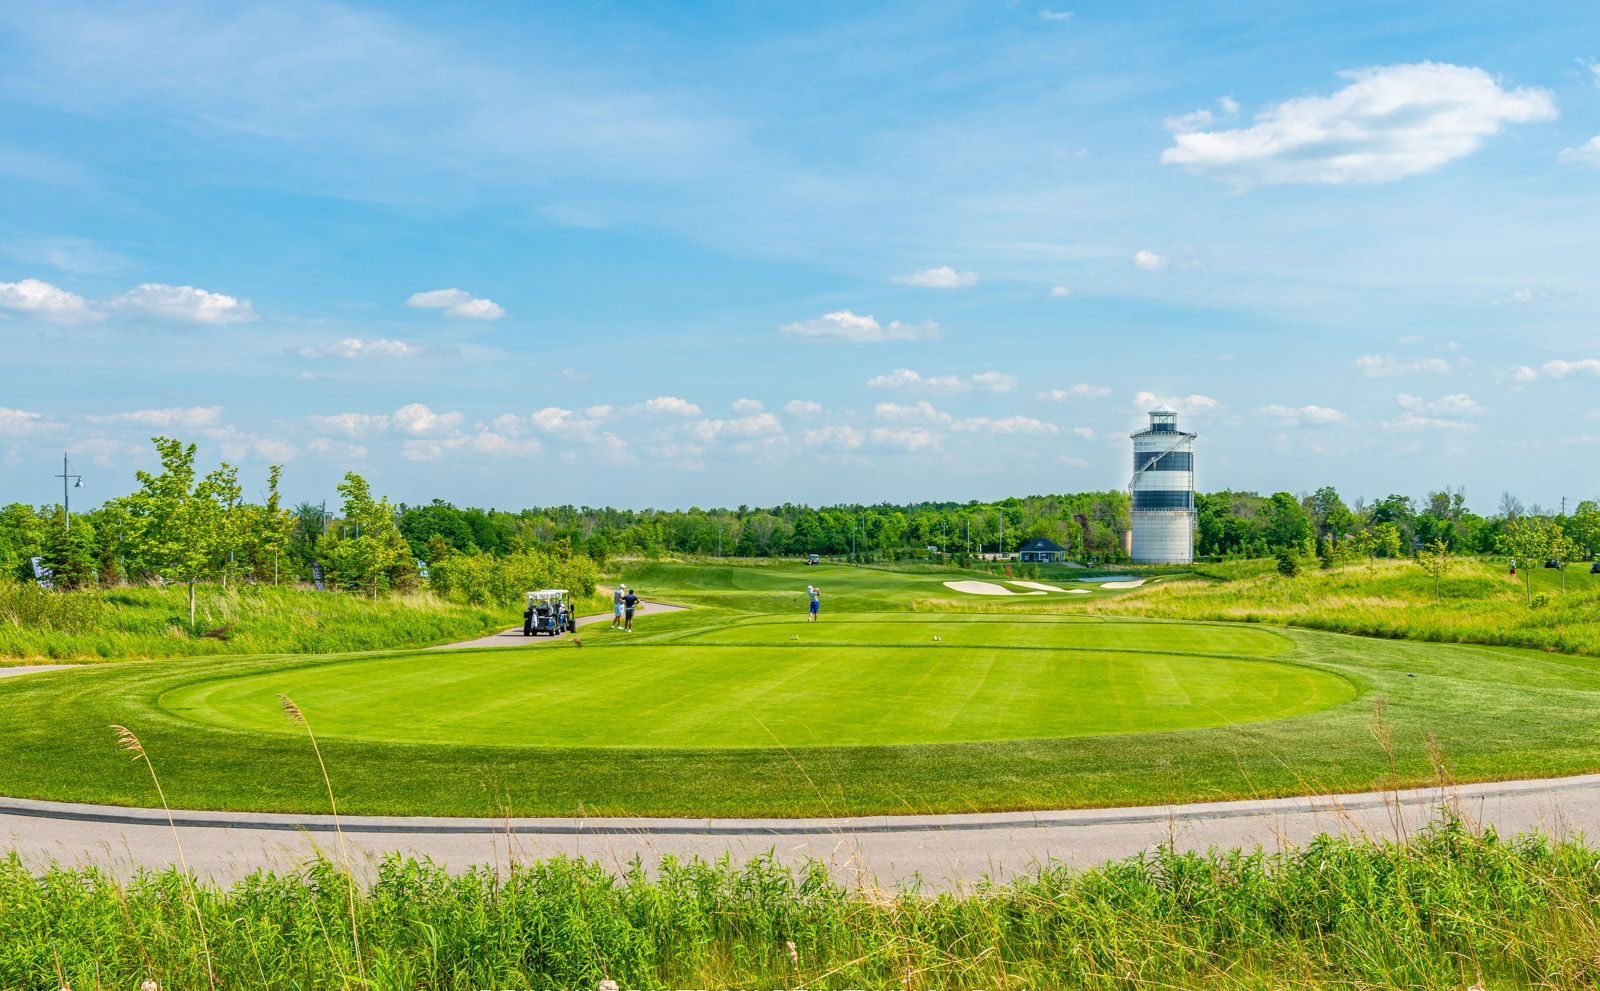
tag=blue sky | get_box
[2,0,1598,513]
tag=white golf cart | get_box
[523,589,576,636]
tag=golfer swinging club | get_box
[807,584,821,622]
[611,584,624,629]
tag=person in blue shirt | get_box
[807,584,821,622]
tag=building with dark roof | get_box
[1017,537,1066,563]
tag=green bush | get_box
[427,551,599,607]
[1275,551,1299,578]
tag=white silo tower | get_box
[1129,407,1195,564]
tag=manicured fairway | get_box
[160,626,1343,748]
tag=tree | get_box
[39,513,95,590]
[1414,538,1452,604]
[126,437,228,627]
[1495,516,1558,605]
[324,473,412,599]
[254,465,296,584]
[1566,501,1600,559]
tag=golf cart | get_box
[523,589,576,636]
[1591,560,1600,575]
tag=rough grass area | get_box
[0,583,511,660]
[6,819,1599,991]
[1090,557,1600,655]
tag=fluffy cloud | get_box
[784,399,822,416]
[1353,354,1452,377]
[308,437,368,460]
[730,398,764,413]
[1049,285,1072,298]
[115,283,257,324]
[1397,393,1483,416]
[1509,358,1600,382]
[802,425,864,450]
[405,288,505,320]
[689,412,784,443]
[401,436,470,462]
[296,337,418,359]
[1133,392,1220,415]
[781,310,939,343]
[866,368,1012,393]
[0,406,63,435]
[1382,412,1475,433]
[0,278,96,322]
[952,415,1059,435]
[310,412,391,437]
[970,371,1017,393]
[642,396,702,416]
[1162,63,1556,186]
[1559,136,1600,165]
[874,400,951,424]
[868,426,939,451]
[1039,383,1111,401]
[1132,250,1168,271]
[390,403,464,436]
[894,265,979,289]
[1259,403,1350,425]
[89,405,224,428]
[531,405,614,440]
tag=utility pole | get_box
[54,453,83,532]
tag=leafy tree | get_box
[126,437,229,627]
[324,473,413,599]
[251,465,296,584]
[1275,551,1299,578]
[0,503,47,581]
[1496,516,1559,605]
[1414,538,1452,604]
[1566,501,1600,559]
[39,514,95,590]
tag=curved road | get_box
[3,607,1599,887]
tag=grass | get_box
[0,582,514,661]
[1091,556,1600,655]
[8,818,1600,990]
[160,619,1344,748]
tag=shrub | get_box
[428,551,599,607]
[1275,552,1299,578]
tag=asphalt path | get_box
[429,597,687,649]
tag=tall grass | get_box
[5,819,1600,990]
[0,582,509,661]
[1091,557,1600,655]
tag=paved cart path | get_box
[0,664,80,679]
[6,774,1600,889]
[429,596,687,650]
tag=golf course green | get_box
[5,561,1600,817]
[159,619,1341,747]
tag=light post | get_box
[54,453,83,531]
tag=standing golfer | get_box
[611,585,624,629]
[622,587,641,631]
[807,584,821,622]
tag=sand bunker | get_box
[1100,579,1147,589]
[1008,580,1068,593]
[1065,588,1091,594]
[943,580,1045,596]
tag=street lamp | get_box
[55,453,83,532]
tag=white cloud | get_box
[1559,135,1600,165]
[1134,392,1220,415]
[894,265,979,289]
[115,283,257,324]
[1162,62,1556,187]
[310,412,390,437]
[730,398,764,413]
[89,405,224,428]
[1382,412,1475,433]
[401,435,469,461]
[784,399,822,416]
[1218,96,1240,114]
[468,429,542,457]
[1132,250,1168,271]
[297,337,418,359]
[689,412,784,443]
[1511,358,1600,382]
[874,400,951,424]
[1164,108,1216,133]
[954,415,1059,435]
[1049,285,1072,298]
[869,426,939,451]
[1039,383,1111,401]
[781,310,939,343]
[531,405,613,440]
[1397,393,1483,416]
[405,288,505,320]
[970,371,1018,393]
[1353,354,1452,377]
[642,396,702,416]
[802,424,864,450]
[391,403,463,436]
[1259,403,1350,425]
[1072,426,1097,441]
[1038,8,1073,20]
[308,437,368,461]
[0,406,63,435]
[0,278,96,322]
